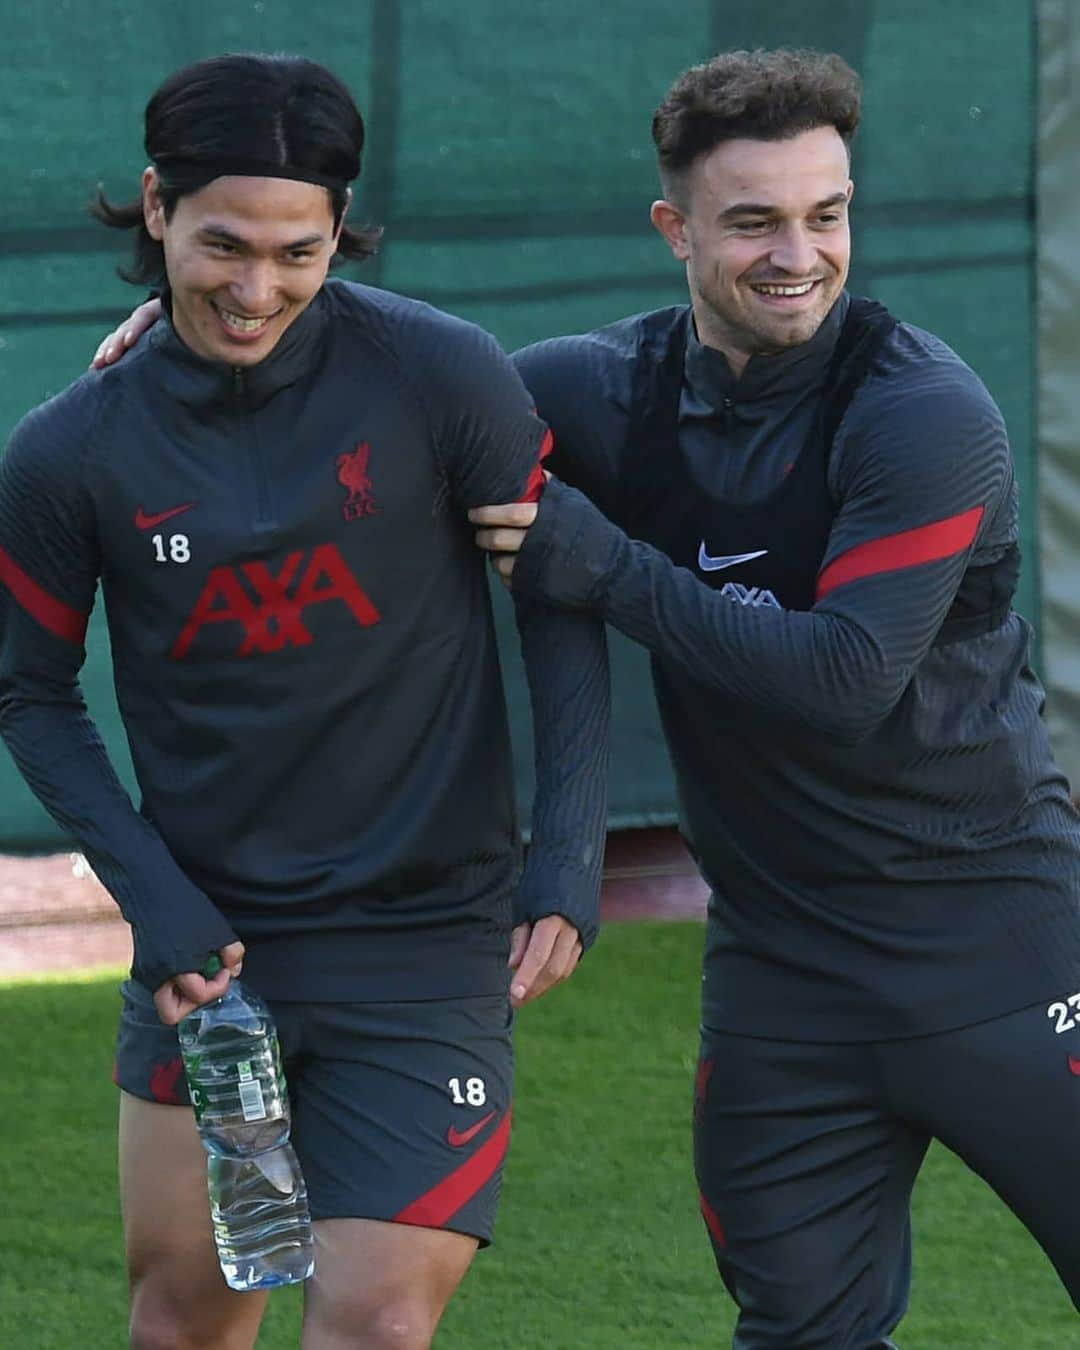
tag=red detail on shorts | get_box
[149,1057,186,1105]
[1068,1055,1080,1077]
[518,428,553,504]
[815,506,985,600]
[447,1109,496,1148]
[395,1108,512,1228]
[0,545,88,644]
[695,1056,715,1102]
[111,1059,121,1087]
[699,1190,727,1248]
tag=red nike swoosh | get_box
[1068,1055,1080,1077]
[135,502,197,530]
[446,1110,496,1148]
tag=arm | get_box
[480,361,1015,743]
[0,398,240,1015]
[415,316,611,1002]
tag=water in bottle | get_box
[178,971,315,1291]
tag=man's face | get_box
[143,171,343,367]
[651,126,853,374]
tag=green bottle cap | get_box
[202,954,223,978]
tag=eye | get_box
[286,249,317,262]
[732,220,770,234]
[207,240,238,254]
[814,212,844,227]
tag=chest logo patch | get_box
[697,543,767,573]
[172,543,381,659]
[337,441,378,521]
[135,502,197,531]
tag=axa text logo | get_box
[172,543,380,659]
[720,582,782,609]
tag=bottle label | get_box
[236,1060,268,1122]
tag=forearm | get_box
[0,695,236,988]
[512,480,935,742]
[512,590,610,948]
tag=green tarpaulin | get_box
[0,1,1053,846]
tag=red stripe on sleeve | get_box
[518,427,554,504]
[394,1108,512,1230]
[699,1190,727,1248]
[0,545,89,644]
[815,505,984,601]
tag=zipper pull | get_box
[233,367,246,397]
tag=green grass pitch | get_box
[1,924,1075,1347]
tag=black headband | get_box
[153,156,352,194]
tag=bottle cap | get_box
[202,954,223,978]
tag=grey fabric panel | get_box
[1037,0,1080,791]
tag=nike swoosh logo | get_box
[697,543,768,572]
[446,1110,497,1148]
[135,502,197,531]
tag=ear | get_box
[650,198,690,262]
[332,186,352,248]
[142,167,166,241]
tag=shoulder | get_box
[514,305,688,405]
[4,368,112,473]
[323,277,506,367]
[853,320,1005,434]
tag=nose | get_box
[229,260,280,316]
[768,223,818,278]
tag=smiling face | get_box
[650,126,853,376]
[142,170,344,366]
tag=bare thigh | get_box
[302,1218,477,1350]
[119,1091,269,1350]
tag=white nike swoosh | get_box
[697,544,768,572]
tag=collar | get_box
[685,292,851,408]
[147,287,330,409]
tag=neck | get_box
[690,299,751,379]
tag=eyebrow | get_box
[197,225,327,250]
[719,191,849,221]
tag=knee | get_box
[129,1279,253,1350]
[319,1296,438,1350]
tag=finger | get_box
[508,923,531,970]
[220,940,245,978]
[528,929,583,1004]
[509,925,558,1006]
[513,917,583,1007]
[467,503,538,528]
[473,526,527,553]
[492,555,516,581]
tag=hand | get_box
[508,915,582,1009]
[468,501,539,584]
[153,940,245,1026]
[90,296,163,368]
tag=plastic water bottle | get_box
[178,960,315,1291]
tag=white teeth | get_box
[216,308,272,332]
[752,282,816,297]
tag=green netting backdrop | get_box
[0,0,1040,847]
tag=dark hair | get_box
[91,52,382,285]
[652,49,861,200]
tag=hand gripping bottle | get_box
[178,958,315,1291]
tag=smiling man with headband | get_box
[0,52,609,1349]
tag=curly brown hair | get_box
[652,49,861,201]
